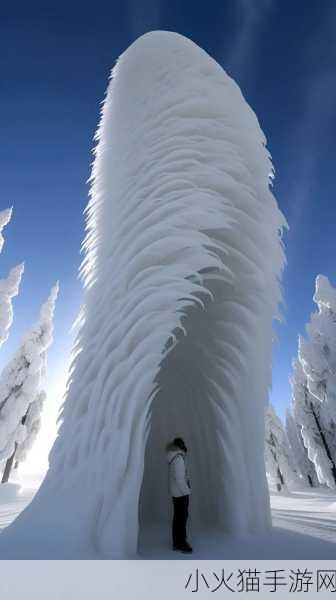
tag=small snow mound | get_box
[0,482,22,504]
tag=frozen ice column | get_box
[0,31,286,558]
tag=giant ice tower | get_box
[0,31,286,558]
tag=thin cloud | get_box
[286,5,336,230]
[226,0,275,78]
[126,0,164,40]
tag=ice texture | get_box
[0,31,286,558]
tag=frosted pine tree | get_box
[0,207,24,348]
[0,208,12,254]
[0,284,58,483]
[291,358,336,488]
[299,275,336,417]
[0,264,24,348]
[265,404,298,491]
[285,408,318,487]
[15,390,46,466]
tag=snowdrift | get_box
[0,31,286,558]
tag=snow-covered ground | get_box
[271,486,336,547]
[0,482,37,533]
[1,482,336,559]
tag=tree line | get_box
[0,208,58,484]
[265,275,336,492]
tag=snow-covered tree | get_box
[291,358,336,488]
[285,408,319,487]
[0,264,24,348]
[0,284,58,483]
[15,390,46,464]
[265,403,298,491]
[0,208,12,254]
[299,275,336,417]
[0,207,24,348]
[0,32,287,558]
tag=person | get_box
[166,437,192,553]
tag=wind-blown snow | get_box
[0,31,287,558]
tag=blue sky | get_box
[1,0,335,429]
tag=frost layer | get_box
[0,31,286,558]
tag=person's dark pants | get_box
[172,495,189,548]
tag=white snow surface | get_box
[0,483,336,559]
[0,31,287,558]
[0,483,40,534]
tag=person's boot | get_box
[179,541,193,553]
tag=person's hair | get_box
[165,437,187,452]
[173,437,187,451]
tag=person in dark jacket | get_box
[166,437,192,553]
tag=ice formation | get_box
[0,31,286,558]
